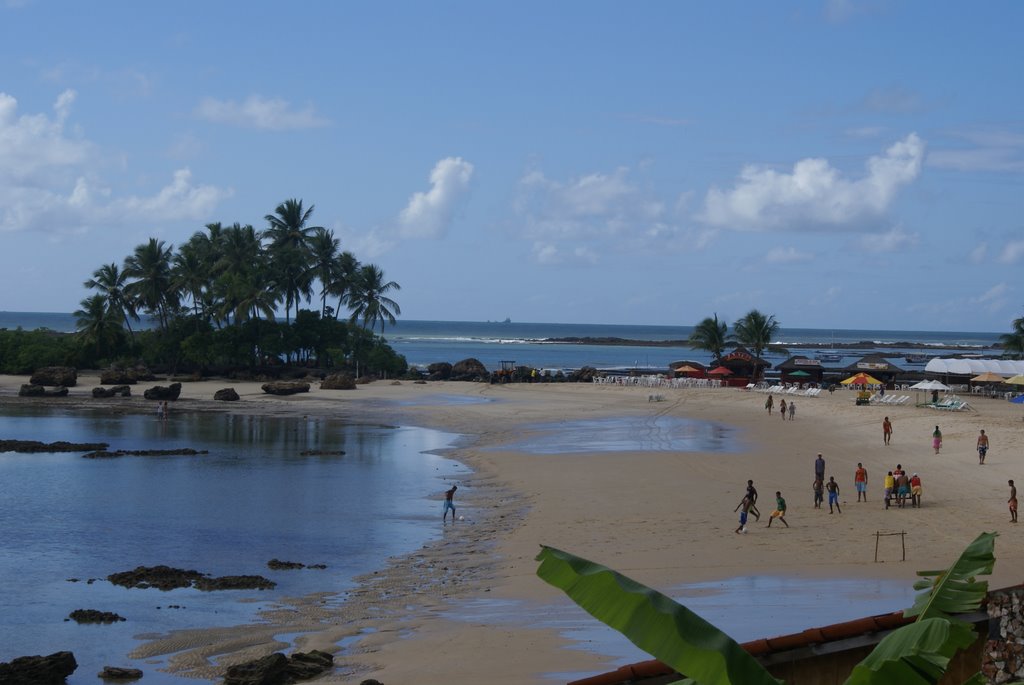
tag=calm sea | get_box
[0,311,1004,372]
[0,407,467,683]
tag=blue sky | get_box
[1,1,1022,332]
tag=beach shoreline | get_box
[2,373,1023,683]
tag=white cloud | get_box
[999,240,1024,264]
[702,133,924,231]
[858,224,918,253]
[398,157,474,239]
[533,242,559,264]
[968,242,988,264]
[195,95,328,130]
[0,90,230,234]
[765,246,814,263]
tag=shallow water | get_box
[0,407,467,683]
[446,575,917,680]
[500,416,741,454]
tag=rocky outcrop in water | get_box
[214,388,240,401]
[30,366,77,387]
[18,384,69,397]
[98,666,143,680]
[143,383,181,401]
[81,448,208,459]
[267,559,327,570]
[92,385,132,398]
[0,440,108,453]
[319,373,355,390]
[0,651,78,684]
[107,565,275,591]
[66,609,125,624]
[222,650,333,685]
[261,381,310,396]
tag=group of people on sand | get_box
[764,394,795,420]
[734,479,788,532]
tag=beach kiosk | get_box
[775,356,825,385]
[842,355,904,388]
[718,346,771,384]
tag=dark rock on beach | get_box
[427,361,452,380]
[100,365,155,385]
[319,372,356,390]
[98,666,143,680]
[66,609,125,624]
[261,381,310,396]
[267,559,327,570]
[143,382,181,401]
[297,449,345,456]
[92,385,132,398]
[19,384,69,397]
[214,387,240,401]
[81,448,208,459]
[30,366,78,387]
[0,651,78,684]
[451,358,488,381]
[194,574,276,591]
[223,650,333,685]
[0,439,108,453]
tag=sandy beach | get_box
[3,374,1023,684]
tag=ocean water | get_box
[0,311,1004,372]
[0,407,466,683]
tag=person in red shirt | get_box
[910,473,922,508]
[854,463,868,502]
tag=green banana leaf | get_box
[905,532,996,624]
[844,617,976,685]
[535,545,781,685]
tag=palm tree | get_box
[263,198,321,250]
[308,227,340,318]
[688,314,731,365]
[348,264,401,335]
[124,238,177,332]
[83,263,137,340]
[172,243,209,319]
[329,251,360,320]
[74,294,125,357]
[1000,314,1024,359]
[733,309,783,366]
[263,200,320,324]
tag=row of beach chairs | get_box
[865,394,911,406]
[591,375,724,390]
[925,395,972,411]
[751,384,824,397]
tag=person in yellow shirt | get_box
[883,471,895,510]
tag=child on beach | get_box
[883,416,892,445]
[779,398,787,420]
[883,471,895,509]
[812,478,823,509]
[736,496,752,533]
[443,485,458,522]
[788,401,796,420]
[933,426,942,454]
[1010,481,1018,523]
[766,491,788,528]
[765,394,774,415]
[743,479,761,521]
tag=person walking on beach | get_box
[443,484,458,522]
[932,425,942,454]
[814,453,826,483]
[736,496,752,534]
[826,476,841,514]
[1009,480,1018,523]
[765,394,774,416]
[854,463,868,502]
[883,416,893,445]
[788,401,796,420]
[779,398,787,420]
[977,429,990,465]
[767,491,788,528]
[812,477,824,509]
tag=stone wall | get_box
[983,586,1024,684]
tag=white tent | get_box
[910,380,951,391]
[924,358,1024,376]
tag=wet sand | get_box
[2,374,1022,683]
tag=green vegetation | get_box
[1001,314,1024,359]
[536,532,999,685]
[687,314,732,365]
[1,198,406,377]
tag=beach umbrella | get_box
[841,372,882,386]
[909,380,950,391]
[1006,375,1024,385]
[673,364,700,374]
[708,366,733,376]
[971,372,1007,383]
[788,370,811,377]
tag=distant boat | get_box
[502,317,511,324]
[904,354,929,364]
[816,353,843,363]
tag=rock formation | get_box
[143,383,181,401]
[261,381,311,396]
[0,651,78,684]
[29,366,77,387]
[222,650,333,685]
[214,388,240,401]
[92,385,132,398]
[451,358,488,381]
[319,373,356,390]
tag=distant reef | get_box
[544,337,999,352]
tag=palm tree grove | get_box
[66,198,406,377]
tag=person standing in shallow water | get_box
[443,484,458,522]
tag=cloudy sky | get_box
[1,1,1022,332]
